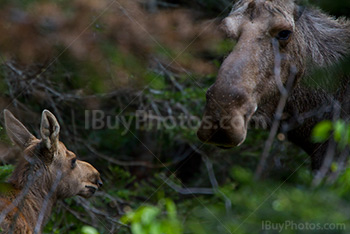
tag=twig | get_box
[254,39,297,180]
[327,147,349,184]
[155,59,184,92]
[76,197,127,226]
[202,155,232,212]
[312,102,341,186]
[159,174,214,195]
[95,191,125,215]
[5,62,23,77]
[34,170,62,234]
[83,141,190,169]
[61,201,90,224]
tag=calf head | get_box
[4,109,102,198]
[197,0,305,148]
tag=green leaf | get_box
[0,165,14,182]
[149,222,162,234]
[121,199,182,234]
[230,166,253,184]
[81,226,99,234]
[333,120,350,149]
[312,120,333,142]
[331,162,338,172]
[140,206,160,225]
[334,120,346,142]
[165,199,177,220]
[131,222,144,234]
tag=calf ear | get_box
[4,109,36,149]
[40,110,60,152]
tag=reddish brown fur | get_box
[197,0,350,170]
[0,110,102,233]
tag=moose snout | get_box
[92,174,103,188]
[86,174,103,190]
[84,176,102,195]
[197,113,247,147]
[97,179,103,188]
[197,86,257,148]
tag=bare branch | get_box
[254,39,297,179]
[159,174,214,195]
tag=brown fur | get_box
[0,110,102,233]
[197,0,350,170]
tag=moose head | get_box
[1,109,102,233]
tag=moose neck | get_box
[271,7,350,167]
[297,7,350,70]
[253,7,350,155]
[8,158,58,232]
[285,7,350,118]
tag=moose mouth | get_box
[218,146,234,149]
[197,114,248,148]
[85,185,98,194]
[197,102,258,149]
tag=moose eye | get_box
[71,158,77,169]
[276,30,292,40]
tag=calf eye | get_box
[71,158,77,169]
[276,30,292,40]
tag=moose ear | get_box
[4,109,36,149]
[40,110,60,151]
[294,5,305,21]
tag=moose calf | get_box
[0,110,102,234]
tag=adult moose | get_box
[197,0,350,170]
[0,110,102,234]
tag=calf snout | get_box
[91,173,103,188]
[97,178,103,188]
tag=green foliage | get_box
[214,39,236,56]
[146,72,166,90]
[185,168,349,234]
[0,165,14,182]
[122,199,182,234]
[106,166,136,200]
[333,167,350,197]
[312,120,350,148]
[44,198,93,234]
[0,125,7,143]
[230,166,253,184]
[0,165,15,196]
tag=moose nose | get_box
[97,179,103,188]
